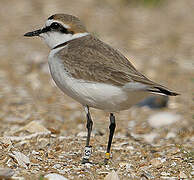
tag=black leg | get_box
[82,106,93,164]
[104,113,116,164]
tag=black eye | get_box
[49,22,73,34]
[50,22,60,29]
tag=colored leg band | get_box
[83,146,92,160]
[105,152,110,160]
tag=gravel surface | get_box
[0,0,193,179]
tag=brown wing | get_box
[57,35,154,87]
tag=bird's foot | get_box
[81,158,92,164]
[104,158,109,165]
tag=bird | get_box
[24,14,178,164]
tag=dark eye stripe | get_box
[42,22,74,34]
[50,22,74,34]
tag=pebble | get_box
[150,158,163,168]
[143,132,158,143]
[119,162,129,168]
[14,140,29,148]
[32,150,39,155]
[38,138,50,148]
[77,131,87,137]
[53,164,61,169]
[179,171,187,179]
[161,172,171,176]
[166,132,176,139]
[44,173,68,180]
[0,168,15,178]
[104,171,120,180]
[0,137,12,145]
[128,120,135,129]
[169,148,180,154]
[58,169,70,174]
[126,146,134,150]
[9,151,30,169]
[22,121,50,134]
[141,170,154,179]
[83,163,93,168]
[147,112,181,128]
[170,162,177,167]
[161,177,177,180]
[11,177,25,180]
[0,137,12,150]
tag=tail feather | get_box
[148,86,179,96]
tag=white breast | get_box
[48,48,149,112]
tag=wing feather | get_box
[57,35,153,87]
[56,35,178,96]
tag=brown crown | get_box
[48,14,88,34]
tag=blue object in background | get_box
[137,96,169,109]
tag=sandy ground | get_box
[0,0,193,179]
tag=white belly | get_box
[48,49,149,112]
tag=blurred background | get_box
[0,0,193,179]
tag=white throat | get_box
[40,31,89,49]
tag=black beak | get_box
[24,26,50,37]
[24,29,43,37]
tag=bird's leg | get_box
[82,106,93,164]
[104,113,116,164]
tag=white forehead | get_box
[45,19,70,29]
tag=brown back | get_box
[56,35,155,87]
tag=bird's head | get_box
[24,14,89,49]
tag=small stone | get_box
[179,171,187,179]
[14,140,29,148]
[150,158,163,168]
[48,127,60,134]
[169,148,180,154]
[44,173,68,180]
[161,172,170,176]
[55,146,61,151]
[32,150,39,155]
[161,177,177,180]
[141,170,154,179]
[170,162,176,167]
[9,151,30,169]
[143,133,158,143]
[77,131,87,137]
[147,112,181,128]
[128,121,135,128]
[53,164,61,169]
[104,171,120,180]
[166,132,176,139]
[38,138,49,148]
[22,121,50,134]
[0,137,12,150]
[11,177,25,180]
[0,137,12,145]
[58,169,70,174]
[47,151,55,159]
[0,168,15,178]
[84,163,93,168]
[119,162,129,167]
